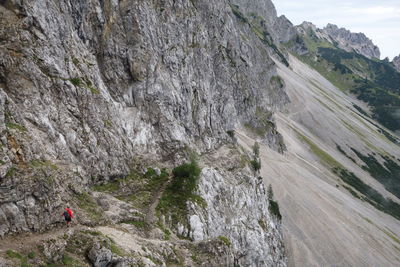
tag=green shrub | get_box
[218,236,231,247]
[61,253,86,267]
[27,252,35,259]
[250,159,261,172]
[157,160,203,225]
[226,130,235,138]
[69,78,82,86]
[268,200,282,220]
[6,122,27,132]
[350,148,400,199]
[169,161,201,196]
[334,167,400,220]
[5,166,16,178]
[6,250,22,259]
[252,142,260,158]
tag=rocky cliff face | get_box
[229,0,296,44]
[322,24,380,59]
[0,0,287,265]
[393,55,400,72]
[294,22,381,59]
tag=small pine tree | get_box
[267,184,273,200]
[253,142,260,158]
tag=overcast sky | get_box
[272,0,400,60]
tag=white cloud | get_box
[344,6,400,19]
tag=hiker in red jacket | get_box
[62,207,74,226]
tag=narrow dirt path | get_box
[0,224,84,254]
[144,176,171,225]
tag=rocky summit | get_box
[323,23,381,59]
[296,22,381,59]
[1,0,400,267]
[393,55,400,72]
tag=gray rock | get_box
[0,0,288,265]
[0,0,288,236]
[392,55,400,72]
[188,167,286,266]
[323,23,380,59]
[41,237,68,263]
[88,243,114,267]
[0,257,12,267]
[295,22,381,59]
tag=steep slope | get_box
[289,22,400,135]
[261,57,400,266]
[242,55,400,266]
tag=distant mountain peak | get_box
[393,55,400,72]
[322,24,380,59]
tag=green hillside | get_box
[289,33,400,134]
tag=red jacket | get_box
[62,208,74,218]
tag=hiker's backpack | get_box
[63,211,71,219]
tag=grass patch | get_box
[80,230,102,236]
[156,221,172,240]
[5,166,16,178]
[83,79,100,94]
[218,236,231,247]
[382,228,400,245]
[91,181,120,193]
[93,168,170,211]
[69,78,82,87]
[157,160,203,228]
[121,220,148,228]
[71,57,79,66]
[76,192,102,221]
[62,253,85,267]
[6,250,31,267]
[29,160,58,170]
[6,250,23,259]
[6,122,27,132]
[229,4,248,24]
[109,242,126,257]
[295,130,342,168]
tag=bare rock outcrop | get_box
[322,23,380,59]
[392,55,400,72]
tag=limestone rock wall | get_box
[188,167,286,266]
[0,0,288,254]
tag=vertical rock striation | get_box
[0,1,288,264]
[188,167,286,266]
